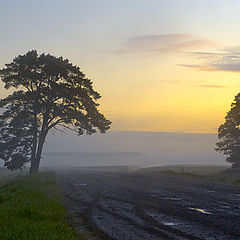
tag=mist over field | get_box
[41,131,225,168]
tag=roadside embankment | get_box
[0,171,83,240]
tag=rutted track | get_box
[58,168,240,240]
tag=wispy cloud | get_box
[196,84,227,88]
[186,51,226,59]
[159,80,235,88]
[120,33,240,73]
[182,47,240,73]
[177,64,214,71]
[119,34,218,54]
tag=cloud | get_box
[197,84,227,88]
[120,34,217,54]
[120,33,240,73]
[186,51,226,59]
[158,80,232,88]
[182,47,240,73]
[223,46,240,55]
[209,55,240,72]
[177,64,215,71]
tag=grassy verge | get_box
[159,169,240,187]
[0,171,82,240]
[139,165,240,187]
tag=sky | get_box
[1,0,240,133]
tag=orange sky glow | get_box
[1,1,240,133]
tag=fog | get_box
[40,131,226,168]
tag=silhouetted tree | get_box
[216,93,240,168]
[0,97,34,171]
[0,50,111,174]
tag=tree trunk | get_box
[30,110,49,175]
[30,158,39,174]
[30,112,38,174]
[30,131,47,174]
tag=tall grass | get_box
[0,171,81,240]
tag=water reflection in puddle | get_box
[222,205,230,209]
[205,190,215,193]
[163,222,177,226]
[162,197,181,201]
[189,208,212,214]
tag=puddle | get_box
[205,190,215,193]
[163,222,177,226]
[162,197,181,201]
[150,194,157,197]
[222,205,230,209]
[146,211,179,227]
[189,208,212,214]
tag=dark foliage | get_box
[0,50,111,173]
[216,93,240,168]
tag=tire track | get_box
[58,169,240,240]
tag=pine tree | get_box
[0,51,111,173]
[216,93,240,168]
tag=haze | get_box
[41,131,225,168]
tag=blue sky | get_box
[1,0,240,60]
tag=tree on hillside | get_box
[216,93,240,168]
[0,50,111,174]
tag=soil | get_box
[57,167,240,240]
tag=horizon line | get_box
[104,130,217,135]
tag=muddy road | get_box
[58,168,240,240]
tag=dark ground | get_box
[58,167,240,240]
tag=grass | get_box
[159,167,240,187]
[139,164,240,187]
[0,168,25,186]
[0,171,83,240]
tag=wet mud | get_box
[58,168,240,240]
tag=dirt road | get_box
[58,168,240,240]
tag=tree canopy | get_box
[216,93,240,168]
[0,50,111,173]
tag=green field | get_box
[139,164,228,174]
[139,164,240,186]
[0,170,82,240]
